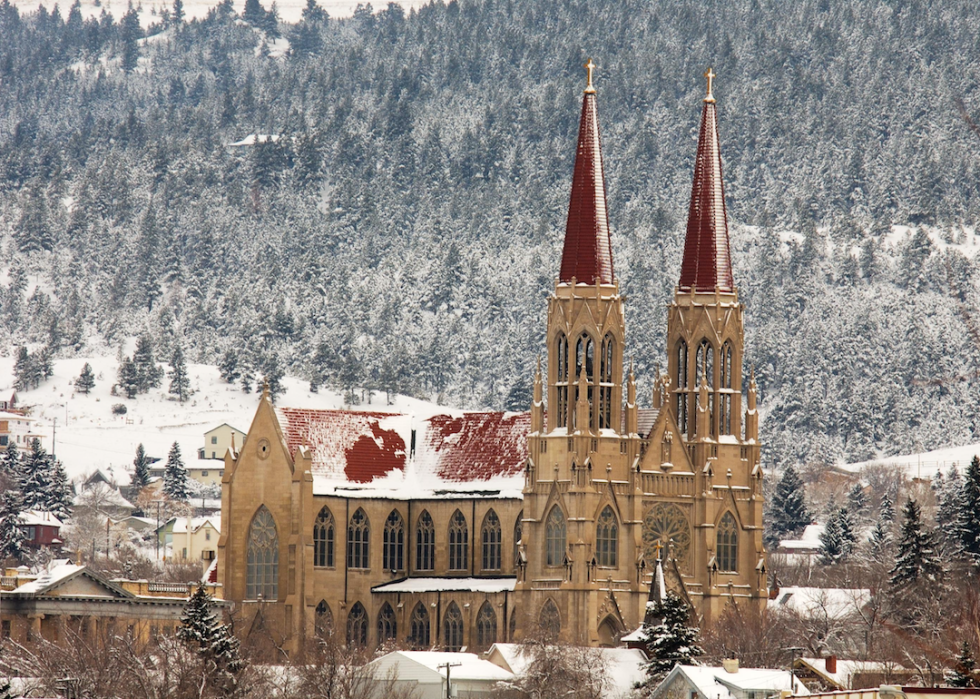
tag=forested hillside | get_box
[1,0,980,468]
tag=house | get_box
[0,390,17,411]
[158,515,220,563]
[106,515,159,547]
[795,688,980,699]
[0,411,43,448]
[74,479,136,519]
[200,423,246,461]
[366,651,514,699]
[18,510,63,548]
[0,560,221,646]
[652,662,809,699]
[769,586,872,620]
[794,657,916,692]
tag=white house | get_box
[653,662,809,699]
[366,651,513,699]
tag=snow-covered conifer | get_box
[946,641,978,688]
[0,490,25,562]
[19,439,52,513]
[869,518,891,561]
[178,585,245,693]
[846,483,866,521]
[958,456,980,567]
[639,592,703,688]
[132,443,150,493]
[163,441,189,501]
[879,493,895,524]
[819,511,845,565]
[48,459,73,522]
[890,497,943,586]
[133,335,163,393]
[13,347,32,391]
[771,466,811,540]
[168,345,191,403]
[118,357,139,399]
[76,362,96,394]
[219,349,240,384]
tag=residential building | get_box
[18,510,63,548]
[653,662,808,699]
[0,411,43,448]
[201,424,246,461]
[158,515,220,564]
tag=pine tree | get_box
[133,335,163,393]
[838,507,857,557]
[163,441,189,501]
[172,0,184,24]
[0,490,25,562]
[76,362,96,394]
[242,0,266,24]
[13,347,32,391]
[132,443,150,493]
[0,443,19,482]
[639,592,703,687]
[118,357,139,399]
[219,349,240,384]
[120,4,140,72]
[879,493,896,524]
[19,439,52,513]
[771,466,811,540]
[847,482,867,521]
[178,585,245,694]
[48,459,73,522]
[168,345,191,402]
[890,497,944,586]
[946,641,978,688]
[959,456,980,566]
[262,357,285,402]
[869,518,891,561]
[819,511,845,565]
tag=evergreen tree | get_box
[869,518,891,562]
[639,592,704,687]
[261,357,285,402]
[163,441,189,501]
[168,345,191,402]
[15,183,53,253]
[178,585,245,694]
[12,347,32,391]
[890,497,944,586]
[0,443,19,482]
[132,443,150,493]
[19,439,52,513]
[838,507,857,556]
[879,493,896,524]
[959,455,980,566]
[771,466,811,540]
[120,4,140,72]
[118,356,139,399]
[946,641,978,688]
[819,510,845,565]
[47,458,73,522]
[219,349,240,384]
[0,490,25,562]
[846,482,867,521]
[76,362,96,394]
[242,0,266,24]
[172,0,184,24]
[133,334,163,393]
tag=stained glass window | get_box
[246,506,278,600]
[596,506,618,567]
[315,600,332,637]
[377,603,397,646]
[410,603,430,650]
[476,602,497,649]
[346,602,367,647]
[539,599,561,639]
[449,510,468,571]
[717,512,738,572]
[443,602,464,651]
[416,510,434,571]
[546,507,566,566]
[481,510,501,571]
[347,508,370,569]
[383,510,404,571]
[313,507,334,568]
[643,503,691,573]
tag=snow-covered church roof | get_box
[275,408,531,499]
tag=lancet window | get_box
[443,602,464,652]
[313,507,334,568]
[315,600,332,637]
[596,506,618,567]
[546,507,566,566]
[514,511,523,568]
[476,602,497,649]
[409,603,430,649]
[539,599,561,639]
[448,510,468,571]
[696,339,715,436]
[599,334,614,429]
[481,510,502,571]
[346,602,367,648]
[377,603,397,646]
[676,340,688,435]
[416,510,435,571]
[717,513,738,572]
[246,506,278,600]
[556,332,569,429]
[347,508,370,570]
[720,341,734,435]
[573,332,595,429]
[383,510,404,572]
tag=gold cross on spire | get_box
[584,58,597,94]
[704,66,716,103]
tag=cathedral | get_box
[217,64,767,653]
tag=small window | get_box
[0,436,7,446]
[206,530,211,541]
[201,470,209,477]
[540,441,547,453]
[211,436,218,444]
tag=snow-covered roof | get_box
[770,586,871,619]
[10,563,88,595]
[227,134,280,147]
[169,516,220,534]
[374,651,513,683]
[73,486,134,510]
[487,643,647,698]
[779,523,824,551]
[204,423,245,435]
[275,408,530,498]
[0,410,32,421]
[18,510,62,527]
[372,576,516,594]
[665,664,809,699]
[798,657,907,690]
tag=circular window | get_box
[257,438,271,460]
[643,503,691,573]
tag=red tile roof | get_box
[421,412,531,482]
[678,99,735,292]
[559,90,615,286]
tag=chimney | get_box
[722,658,739,674]
[825,655,837,674]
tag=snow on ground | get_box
[8,0,428,28]
[0,356,444,485]
[842,441,980,480]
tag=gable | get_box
[47,574,120,598]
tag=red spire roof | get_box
[559,61,614,286]
[679,69,734,292]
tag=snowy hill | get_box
[843,442,980,481]
[0,357,447,484]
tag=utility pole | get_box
[438,662,461,699]
[787,647,804,692]
[51,417,56,460]
[155,500,162,560]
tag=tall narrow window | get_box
[416,510,435,571]
[346,602,367,648]
[573,333,596,429]
[482,510,502,571]
[546,507,566,566]
[513,511,523,569]
[449,510,468,571]
[596,506,618,567]
[347,508,370,570]
[556,333,569,429]
[539,599,561,639]
[410,603,430,650]
[476,602,497,649]
[313,507,334,568]
[697,339,715,436]
[315,600,332,637]
[717,513,738,572]
[599,334,615,429]
[246,506,278,600]
[377,603,397,646]
[383,510,404,571]
[676,340,688,435]
[720,341,733,435]
[443,602,464,652]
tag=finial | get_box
[704,66,716,103]
[628,357,635,378]
[584,58,597,95]
[536,355,542,376]
[261,379,270,400]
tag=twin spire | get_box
[559,63,734,293]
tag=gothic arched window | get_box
[539,599,561,639]
[676,340,688,435]
[573,332,595,429]
[720,341,734,435]
[443,602,464,651]
[377,603,397,646]
[481,510,502,571]
[556,332,569,428]
[409,603,430,650]
[476,602,497,649]
[449,509,468,571]
[246,506,278,600]
[383,510,404,572]
[599,334,614,429]
[546,507,566,567]
[596,506,618,567]
[717,512,738,572]
[416,510,435,571]
[513,511,523,569]
[313,507,334,568]
[346,602,367,648]
[696,339,715,436]
[347,508,370,570]
[315,600,332,638]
